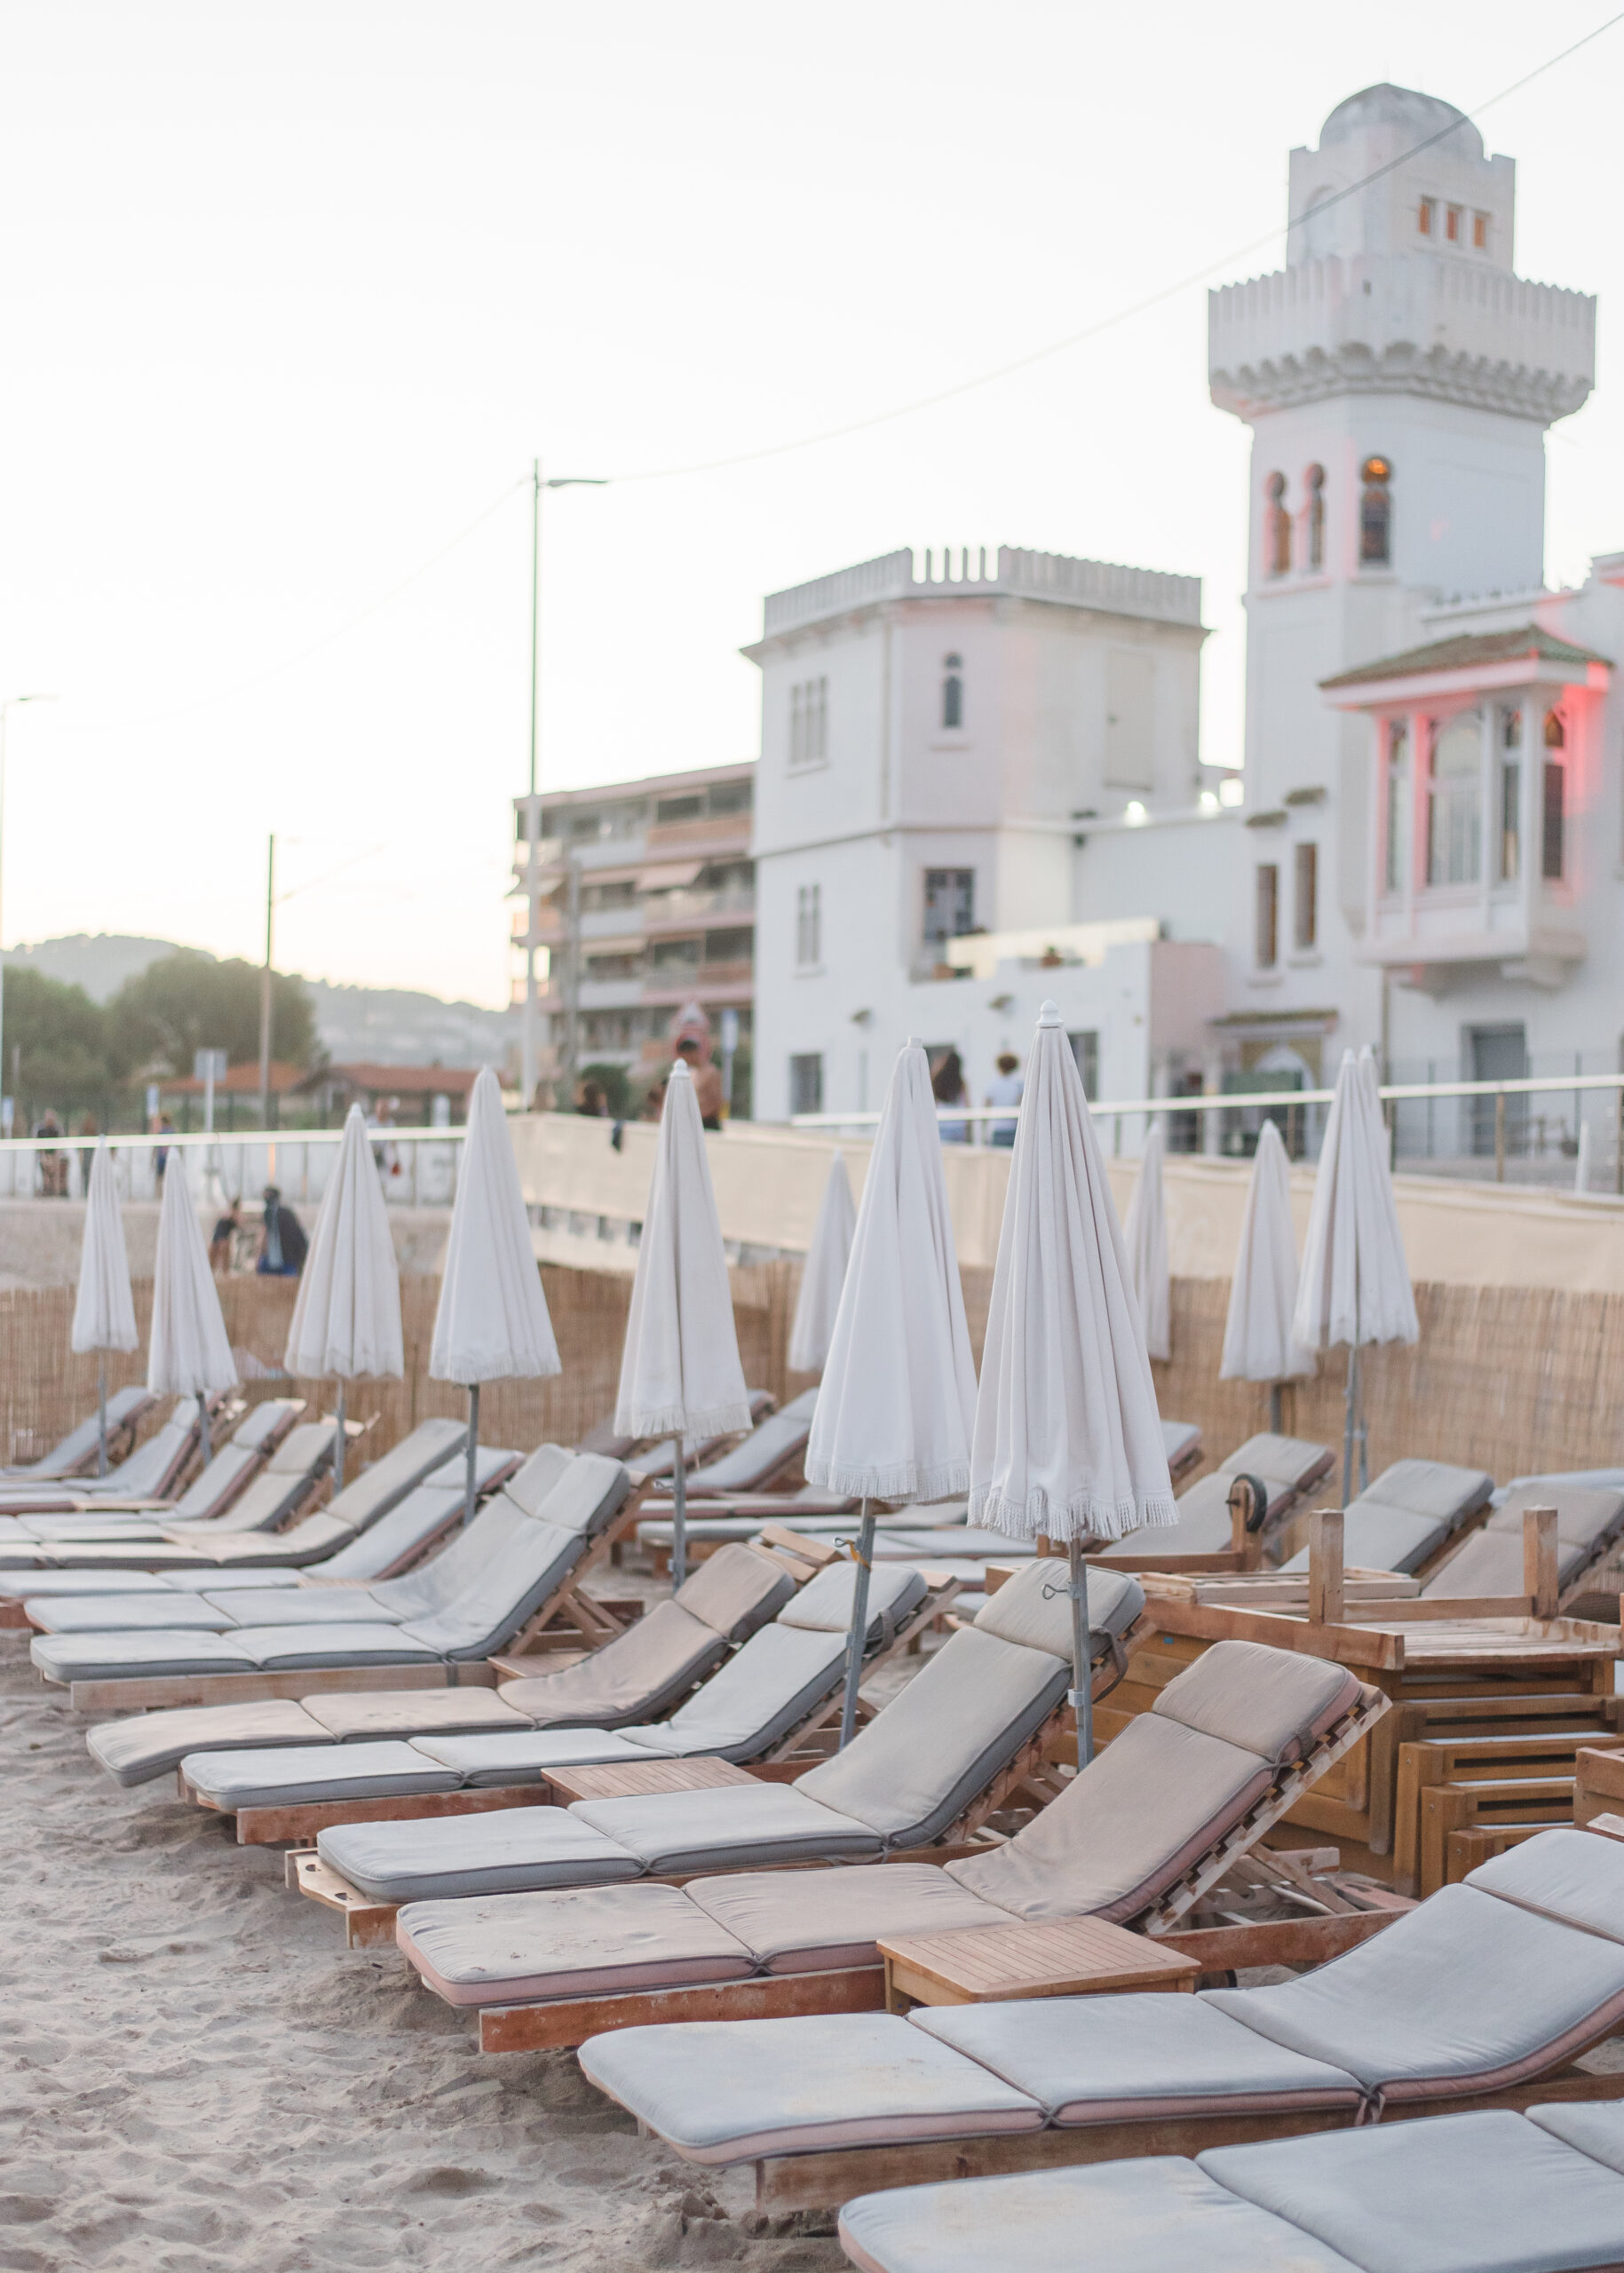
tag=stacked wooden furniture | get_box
[1104,1509,1622,1889]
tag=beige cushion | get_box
[1422,1530,1585,1599]
[971,1558,1140,1658]
[1487,1481,1624,1554]
[945,1715,1274,1922]
[671,1542,796,1642]
[397,1881,755,2006]
[688,1862,1006,1974]
[494,1600,725,1727]
[301,1689,534,1740]
[1151,1640,1361,1763]
[501,1443,573,1515]
[87,1699,324,1786]
[1224,1436,1333,1491]
[1363,1458,1493,1525]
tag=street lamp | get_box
[0,694,59,1136]
[520,464,608,1111]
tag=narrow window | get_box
[941,654,963,731]
[1305,464,1326,570]
[1426,714,1482,886]
[1446,204,1462,243]
[1294,843,1318,950]
[1359,455,1392,566]
[788,1053,824,1116]
[1418,197,1436,236]
[1266,473,1291,576]
[1543,710,1566,880]
[923,867,975,946]
[1068,1030,1098,1099]
[795,883,821,966]
[1256,865,1279,968]
[1384,723,1409,893]
[812,676,828,761]
[789,682,804,767]
[1472,210,1489,250]
[1499,707,1521,881]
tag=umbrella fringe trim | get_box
[806,1457,970,1503]
[616,1399,756,1444]
[968,1485,1180,1543]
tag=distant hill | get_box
[4,935,516,1070]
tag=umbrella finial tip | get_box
[1037,1000,1061,1026]
[904,1036,923,1052]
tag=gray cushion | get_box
[567,1783,883,1873]
[317,1807,644,1902]
[945,1715,1275,1923]
[577,2011,1043,2164]
[409,1728,651,1784]
[181,1739,462,1810]
[618,1624,853,1761]
[689,1862,1005,1974]
[499,1443,573,1516]
[1161,1419,1201,1468]
[1422,1531,1588,1599]
[228,1623,445,1670]
[321,1416,469,1530]
[912,1992,1362,2122]
[482,1599,728,1728]
[31,1628,257,1683]
[0,1569,176,1598]
[195,1586,400,1626]
[392,1519,587,1659]
[970,1557,1083,1659]
[229,1398,303,1453]
[1097,1438,1331,1562]
[778,1559,929,1636]
[312,1482,464,1580]
[1203,1881,1624,2095]
[1487,1481,1624,1554]
[28,1594,244,1634]
[528,1453,630,1536]
[837,2158,1361,2273]
[1279,1501,1446,1577]
[150,1444,262,1524]
[792,1625,1068,1848]
[669,1390,819,1493]
[1151,1639,1361,1762]
[398,1882,755,2006]
[1202,2107,1624,2273]
[364,1494,535,1622]
[1367,1458,1494,1525]
[1462,1826,1624,1945]
[1527,2100,1624,2178]
[87,1699,326,1786]
[671,1542,797,1642]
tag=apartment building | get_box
[511,761,755,1107]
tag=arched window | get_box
[1543,709,1566,880]
[1266,473,1291,576]
[1305,464,1326,570]
[941,653,963,731]
[1360,455,1392,566]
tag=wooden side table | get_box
[877,1916,1201,2012]
[543,1756,758,1807]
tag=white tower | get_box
[1208,84,1595,1044]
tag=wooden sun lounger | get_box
[281,1574,958,1902]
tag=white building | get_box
[746,546,1227,1123]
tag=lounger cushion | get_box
[1,1569,176,1597]
[1202,1880,1624,2098]
[481,1600,728,1729]
[970,1557,1137,1659]
[388,1521,587,1659]
[1202,2106,1624,2273]
[790,1625,1069,1848]
[1097,1438,1331,1561]
[28,1594,246,1634]
[527,1452,630,1536]
[499,1444,573,1517]
[325,1416,469,1530]
[577,2011,1044,2163]
[87,1699,326,1786]
[667,1390,818,1494]
[301,1690,533,1741]
[1161,1419,1201,1469]
[688,1862,1006,1974]
[944,1715,1276,1922]
[567,1783,883,1872]
[310,1484,464,1580]
[31,1628,258,1683]
[1462,1826,1624,1946]
[1488,1481,1624,1551]
[229,1623,446,1669]
[607,1624,857,1761]
[1149,1639,1361,1763]
[1365,1459,1494,1525]
[837,2158,1362,2273]
[776,1559,929,1635]
[398,1882,756,2006]
[183,1739,462,1810]
[410,1728,652,1783]
[366,1494,536,1622]
[195,1587,403,1625]
[671,1543,797,1642]
[912,1992,1363,2122]
[231,1399,303,1453]
[1279,1501,1446,1577]
[1527,2100,1624,2176]
[318,1807,644,1902]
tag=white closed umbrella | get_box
[71,1138,139,1475]
[806,1040,977,1745]
[787,1149,856,1377]
[975,1002,1175,1768]
[614,1057,750,1586]
[284,1104,404,1493]
[1576,1119,1595,1195]
[1220,1119,1315,1430]
[431,1066,560,1524]
[1292,1047,1418,1499]
[1123,1120,1170,1361]
[147,1149,238,1461]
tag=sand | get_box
[0,1653,846,2273]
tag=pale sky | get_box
[4,0,1622,1008]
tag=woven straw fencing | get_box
[0,1266,1618,1485]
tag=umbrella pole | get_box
[97,1355,108,1478]
[1068,1535,1095,1775]
[670,1436,687,1590]
[333,1382,345,1496]
[1341,1346,1357,1503]
[837,1499,875,1751]
[1269,1381,1282,1436]
[463,1384,479,1528]
[1353,1345,1367,1495]
[199,1398,212,1467]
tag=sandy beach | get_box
[0,1653,846,2273]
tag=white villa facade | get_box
[749,83,1619,1163]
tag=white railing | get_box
[0,1123,465,1208]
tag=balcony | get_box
[643,813,752,856]
[641,885,755,936]
[642,960,754,1008]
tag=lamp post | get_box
[0,694,59,1137]
[519,464,607,1112]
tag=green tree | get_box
[0,967,118,1098]
[110,953,321,1075]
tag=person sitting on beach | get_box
[257,1185,307,1277]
